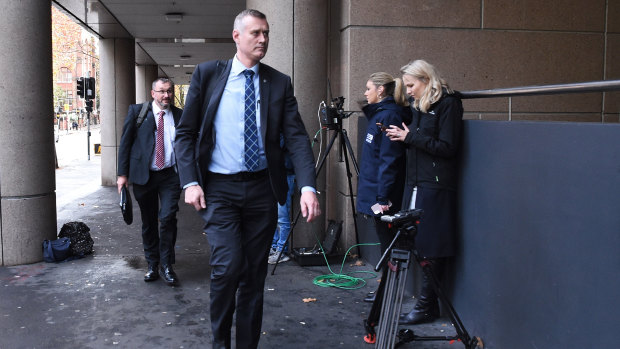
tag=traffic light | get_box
[85,77,95,100]
[76,77,85,98]
[85,100,93,112]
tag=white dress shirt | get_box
[150,103,176,171]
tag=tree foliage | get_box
[51,7,82,84]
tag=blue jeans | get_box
[272,174,295,252]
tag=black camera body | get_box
[380,209,423,226]
[320,96,347,130]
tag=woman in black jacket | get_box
[386,59,463,325]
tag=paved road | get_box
[55,124,101,168]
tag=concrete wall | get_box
[0,1,57,265]
[99,38,135,186]
[329,0,620,260]
[135,64,158,104]
[452,120,620,348]
[335,0,619,122]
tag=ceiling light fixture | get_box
[174,38,206,44]
[165,13,184,22]
[179,55,191,60]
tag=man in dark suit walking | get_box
[174,9,321,349]
[117,78,183,286]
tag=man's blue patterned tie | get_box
[243,69,260,171]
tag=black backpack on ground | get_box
[58,221,94,257]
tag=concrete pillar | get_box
[0,1,57,265]
[136,64,158,103]
[100,38,135,186]
[247,0,329,248]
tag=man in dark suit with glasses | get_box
[117,78,183,286]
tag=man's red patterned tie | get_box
[155,110,165,169]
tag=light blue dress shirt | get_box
[208,56,267,174]
[184,56,315,194]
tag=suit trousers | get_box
[132,167,181,266]
[200,171,278,349]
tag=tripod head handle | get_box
[380,209,423,226]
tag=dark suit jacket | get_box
[174,59,316,205]
[117,102,183,185]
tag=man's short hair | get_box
[233,9,267,32]
[152,77,173,90]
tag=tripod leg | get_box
[364,267,386,344]
[418,259,476,347]
[375,249,410,349]
[315,128,339,176]
[339,131,362,257]
[340,128,360,175]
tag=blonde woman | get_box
[386,60,463,325]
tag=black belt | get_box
[150,166,175,174]
[207,169,268,182]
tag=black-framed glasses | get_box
[154,90,173,95]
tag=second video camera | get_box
[380,209,423,227]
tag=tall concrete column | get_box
[0,1,56,265]
[136,64,158,103]
[100,38,135,186]
[247,0,329,247]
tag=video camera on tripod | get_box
[319,96,354,130]
[375,209,423,260]
[365,207,483,349]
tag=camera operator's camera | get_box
[320,96,347,130]
[380,209,423,227]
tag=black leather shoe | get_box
[364,292,376,303]
[159,265,179,286]
[144,263,159,282]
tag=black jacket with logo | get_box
[403,92,463,191]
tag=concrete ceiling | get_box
[54,0,246,85]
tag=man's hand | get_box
[185,185,206,211]
[117,176,128,194]
[300,191,321,222]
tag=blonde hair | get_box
[400,60,453,113]
[368,72,409,107]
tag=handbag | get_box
[42,237,72,263]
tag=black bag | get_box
[135,101,151,129]
[42,237,72,263]
[58,221,94,257]
[120,186,133,225]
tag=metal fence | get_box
[459,79,620,120]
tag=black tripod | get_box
[364,210,483,349]
[271,104,360,275]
